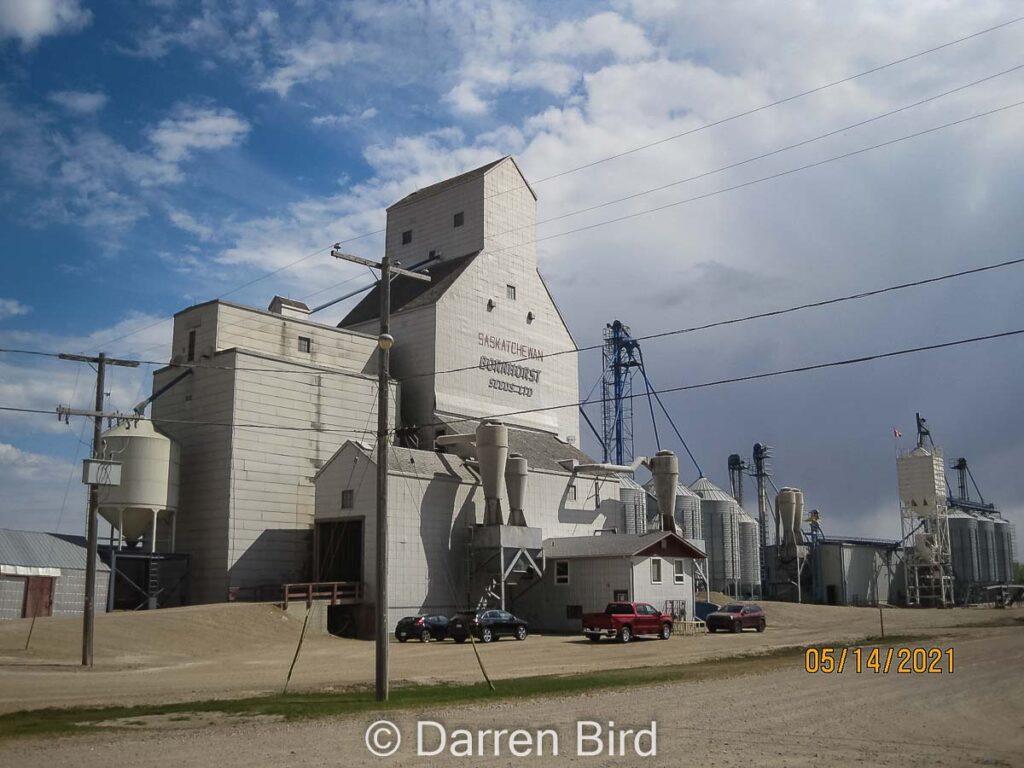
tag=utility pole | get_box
[331,246,430,702]
[58,352,139,667]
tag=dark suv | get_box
[705,603,766,633]
[394,614,449,642]
[449,609,528,643]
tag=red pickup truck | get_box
[581,602,673,643]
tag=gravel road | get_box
[3,626,1021,767]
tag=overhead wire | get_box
[67,16,1024,354]
[4,252,1024,379]
[485,63,1024,242]
[418,327,1024,432]
[9,326,1022,434]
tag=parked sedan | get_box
[449,609,529,643]
[705,603,766,633]
[395,614,450,642]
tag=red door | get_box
[23,576,54,619]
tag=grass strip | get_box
[0,633,933,741]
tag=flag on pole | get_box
[893,428,902,438]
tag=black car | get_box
[449,609,528,643]
[395,614,449,642]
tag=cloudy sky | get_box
[1,0,1022,544]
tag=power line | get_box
[424,328,1024,431]
[483,99,1024,258]
[4,253,1023,379]
[7,327,1022,435]
[13,100,1019,382]
[490,63,1024,241]
[392,254,1024,382]
[0,406,380,437]
[67,17,1024,355]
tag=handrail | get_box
[282,581,363,608]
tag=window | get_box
[651,558,662,584]
[566,605,582,620]
[554,560,569,585]
[187,329,196,362]
[401,229,412,245]
[453,211,464,228]
[341,489,354,509]
[298,336,312,353]
[567,484,577,501]
[506,284,517,300]
[674,559,685,585]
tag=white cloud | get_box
[0,299,30,319]
[261,39,355,97]
[311,107,378,127]
[445,81,489,116]
[0,96,250,233]
[148,105,251,163]
[0,0,91,48]
[534,11,654,61]
[167,208,215,241]
[46,89,108,115]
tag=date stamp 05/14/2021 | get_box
[804,646,954,674]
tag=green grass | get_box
[0,633,934,741]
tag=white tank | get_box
[691,477,740,591]
[645,480,703,540]
[776,487,804,547]
[897,447,947,513]
[97,419,180,544]
[620,477,647,535]
[648,450,679,532]
[505,454,528,527]
[476,420,509,525]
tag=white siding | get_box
[386,175,486,265]
[154,301,391,603]
[519,557,634,632]
[632,556,694,620]
[316,445,634,626]
[434,253,579,442]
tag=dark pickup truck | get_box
[581,602,673,643]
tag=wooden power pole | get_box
[58,352,139,667]
[331,246,429,701]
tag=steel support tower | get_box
[601,320,641,464]
[898,414,954,607]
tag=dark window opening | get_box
[402,229,412,245]
[453,211,464,228]
[187,329,196,362]
[555,560,569,585]
[566,604,583,620]
[298,336,312,353]
[506,284,517,300]
[567,484,577,501]
[341,489,354,509]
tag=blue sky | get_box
[1,0,1023,542]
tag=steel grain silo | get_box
[620,476,647,535]
[947,510,979,601]
[736,508,761,597]
[691,477,740,594]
